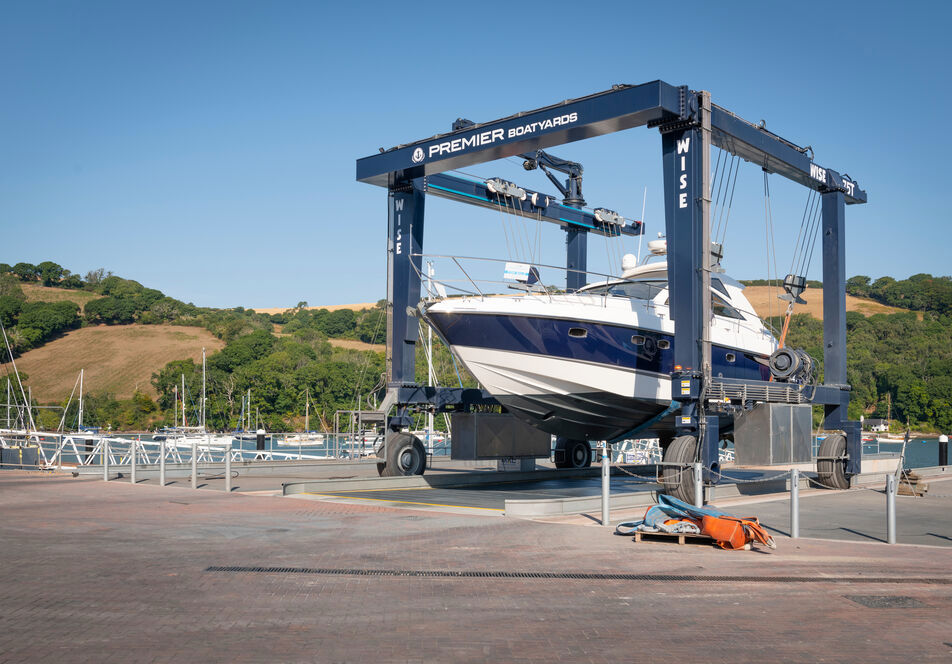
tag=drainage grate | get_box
[845,595,928,608]
[205,566,952,585]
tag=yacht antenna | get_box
[636,187,647,263]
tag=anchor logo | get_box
[412,147,425,163]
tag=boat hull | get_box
[427,307,768,441]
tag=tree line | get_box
[846,273,952,317]
[779,310,952,432]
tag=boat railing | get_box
[412,253,664,311]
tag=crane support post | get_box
[387,177,425,386]
[821,189,861,474]
[662,117,706,433]
[565,229,588,292]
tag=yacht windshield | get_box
[581,280,667,300]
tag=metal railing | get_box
[0,429,454,470]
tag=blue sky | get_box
[2,0,949,308]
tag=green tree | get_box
[0,296,22,328]
[16,301,79,342]
[0,274,25,300]
[84,296,137,324]
[12,262,38,282]
[36,261,64,286]
[84,267,111,286]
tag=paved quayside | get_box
[1,470,951,663]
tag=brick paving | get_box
[2,470,951,663]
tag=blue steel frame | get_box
[358,80,867,474]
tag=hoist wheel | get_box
[553,438,591,469]
[377,432,426,477]
[816,433,850,490]
[662,435,698,503]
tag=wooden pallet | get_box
[632,530,751,550]
[897,471,929,496]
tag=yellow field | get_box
[742,286,911,319]
[250,302,378,315]
[3,325,224,401]
[328,338,385,352]
[20,283,103,312]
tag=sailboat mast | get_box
[173,385,178,428]
[78,368,84,430]
[6,378,10,429]
[181,373,186,427]
[305,388,310,433]
[201,347,206,430]
[0,319,35,431]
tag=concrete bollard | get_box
[224,444,232,493]
[693,463,703,507]
[159,438,166,487]
[191,441,198,490]
[790,468,799,539]
[130,441,136,484]
[886,474,896,544]
[103,439,109,482]
[600,442,610,526]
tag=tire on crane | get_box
[554,437,592,469]
[816,433,850,490]
[377,432,427,477]
[661,434,698,503]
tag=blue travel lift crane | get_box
[356,80,866,494]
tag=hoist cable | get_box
[710,146,724,196]
[718,155,740,247]
[710,149,728,241]
[796,192,821,278]
[763,171,780,324]
[801,193,824,279]
[789,190,815,277]
[493,192,515,261]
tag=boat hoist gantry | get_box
[356,80,867,487]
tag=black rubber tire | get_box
[661,435,698,503]
[554,437,591,469]
[816,433,849,489]
[379,432,427,477]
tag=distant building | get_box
[864,418,889,432]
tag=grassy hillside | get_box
[6,325,224,400]
[20,283,103,312]
[742,285,912,320]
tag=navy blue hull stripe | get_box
[428,311,770,382]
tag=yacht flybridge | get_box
[421,243,776,446]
